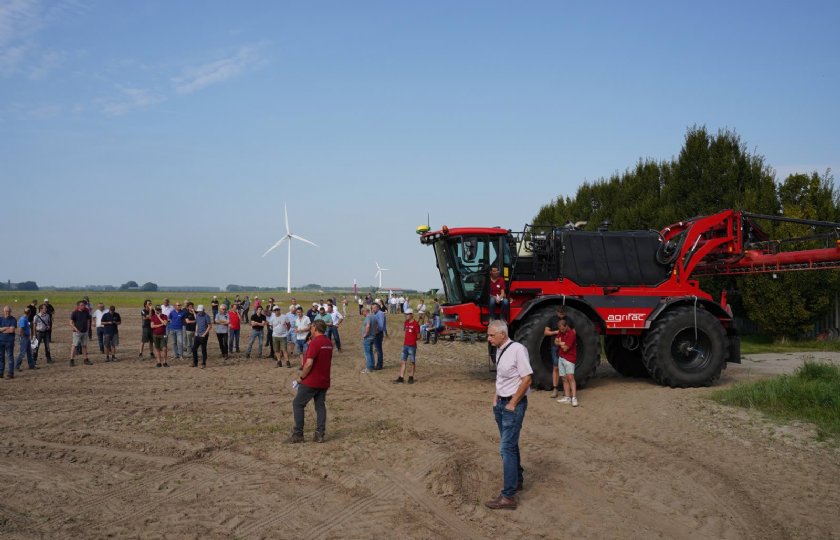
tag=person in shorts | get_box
[139,299,154,358]
[269,306,290,368]
[69,300,92,367]
[554,318,578,407]
[150,305,169,367]
[394,308,420,384]
[101,305,121,361]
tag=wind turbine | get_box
[374,262,389,289]
[262,203,319,293]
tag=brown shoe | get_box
[284,433,304,444]
[484,495,517,510]
[313,432,325,443]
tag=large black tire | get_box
[642,306,727,388]
[605,335,650,378]
[514,306,600,390]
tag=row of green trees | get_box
[533,127,840,339]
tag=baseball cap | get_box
[43,298,49,302]
[404,308,413,314]
[196,305,205,311]
[272,306,281,311]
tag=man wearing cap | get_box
[485,319,532,510]
[269,305,290,367]
[192,305,212,368]
[394,308,420,384]
[246,305,266,358]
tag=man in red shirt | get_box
[287,319,333,443]
[488,267,509,320]
[394,309,421,384]
[228,305,241,354]
[554,318,579,407]
[150,306,169,368]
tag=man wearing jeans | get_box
[287,320,333,443]
[372,302,386,370]
[0,306,16,378]
[485,319,532,510]
[488,267,509,321]
[15,307,35,371]
[167,302,186,359]
[192,305,212,368]
[360,308,375,373]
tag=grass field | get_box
[0,290,351,310]
[740,334,840,354]
[712,361,840,440]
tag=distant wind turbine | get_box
[374,262,389,289]
[262,203,319,293]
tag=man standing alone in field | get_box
[69,300,93,367]
[485,319,532,510]
[287,319,333,443]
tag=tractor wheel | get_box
[514,306,600,390]
[604,335,649,378]
[642,306,727,388]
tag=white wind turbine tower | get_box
[374,262,389,289]
[262,203,319,293]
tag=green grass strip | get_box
[711,361,840,440]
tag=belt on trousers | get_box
[497,395,527,401]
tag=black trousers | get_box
[192,335,208,365]
[292,384,327,436]
[216,333,228,357]
[34,330,51,361]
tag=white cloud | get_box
[0,0,42,46]
[101,86,165,116]
[172,46,261,94]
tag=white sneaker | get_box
[557,396,571,404]
[361,368,372,374]
[571,397,579,407]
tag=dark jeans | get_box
[192,335,208,365]
[292,383,327,436]
[216,333,228,357]
[242,309,250,323]
[1,340,15,376]
[327,326,342,351]
[374,332,384,369]
[15,335,33,370]
[229,329,240,352]
[493,396,527,498]
[246,330,263,356]
[97,326,105,352]
[489,297,510,321]
[34,330,51,361]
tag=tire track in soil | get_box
[72,449,225,515]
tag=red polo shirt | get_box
[489,277,505,296]
[302,334,333,389]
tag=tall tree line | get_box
[534,127,839,339]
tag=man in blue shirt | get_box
[167,302,186,359]
[372,303,387,370]
[15,306,34,371]
[0,306,17,378]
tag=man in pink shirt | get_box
[485,319,532,510]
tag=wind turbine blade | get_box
[376,262,381,270]
[290,234,318,247]
[262,237,288,257]
[380,267,390,271]
[284,203,290,235]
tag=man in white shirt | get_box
[92,302,107,354]
[485,319,532,511]
[293,306,311,357]
[326,304,343,352]
[269,306,291,368]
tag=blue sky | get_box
[2,0,838,290]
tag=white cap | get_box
[404,308,413,314]
[196,305,205,312]
[43,298,49,302]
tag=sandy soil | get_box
[1,309,839,539]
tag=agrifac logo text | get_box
[606,313,646,323]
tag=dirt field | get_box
[1,308,839,539]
